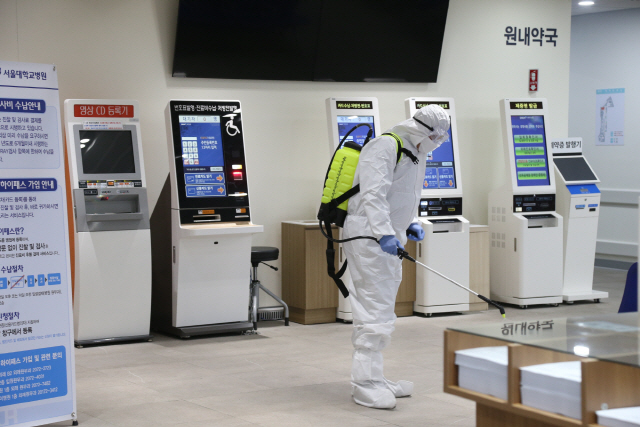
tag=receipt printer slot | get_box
[85,194,140,215]
[429,218,462,233]
[523,214,558,229]
[74,189,150,232]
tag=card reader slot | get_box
[86,212,144,222]
[193,214,221,222]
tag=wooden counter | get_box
[282,220,416,324]
[444,328,640,427]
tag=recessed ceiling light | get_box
[578,1,595,5]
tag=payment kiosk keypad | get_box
[513,194,556,213]
[419,197,462,217]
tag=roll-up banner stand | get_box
[0,61,76,426]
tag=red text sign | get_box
[74,104,134,118]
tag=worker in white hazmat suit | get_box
[342,104,450,409]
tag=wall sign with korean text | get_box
[504,27,558,46]
[550,138,582,155]
[0,60,76,426]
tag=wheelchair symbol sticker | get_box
[224,114,241,136]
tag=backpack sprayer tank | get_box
[318,141,361,227]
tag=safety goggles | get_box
[414,114,450,145]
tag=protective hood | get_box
[384,104,450,153]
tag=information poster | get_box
[0,61,76,426]
[595,88,624,146]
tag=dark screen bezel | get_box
[554,156,598,182]
[73,124,142,182]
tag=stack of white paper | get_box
[455,346,508,400]
[597,407,640,427]
[520,361,582,419]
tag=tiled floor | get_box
[48,267,628,427]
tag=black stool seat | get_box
[251,246,279,265]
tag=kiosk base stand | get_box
[151,177,257,339]
[166,323,254,340]
[562,290,607,303]
[490,294,561,309]
[75,335,152,348]
[414,217,470,316]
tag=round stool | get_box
[250,246,289,330]
[251,246,279,267]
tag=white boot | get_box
[352,382,397,409]
[384,378,414,397]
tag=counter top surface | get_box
[449,312,640,367]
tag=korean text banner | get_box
[0,60,76,426]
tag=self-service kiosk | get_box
[488,99,563,308]
[64,99,152,346]
[406,98,470,315]
[552,139,608,303]
[151,100,262,338]
[325,97,381,322]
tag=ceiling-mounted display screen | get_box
[511,115,550,187]
[172,0,449,83]
[423,128,456,189]
[79,130,136,174]
[554,157,598,182]
[337,116,375,147]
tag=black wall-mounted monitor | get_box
[172,0,449,83]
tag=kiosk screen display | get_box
[511,115,550,186]
[178,115,227,198]
[423,127,456,189]
[79,130,136,174]
[337,115,375,146]
[554,157,597,182]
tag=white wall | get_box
[569,9,640,264]
[0,0,572,304]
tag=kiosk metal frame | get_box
[552,140,608,303]
[64,99,152,347]
[406,97,470,316]
[488,98,563,308]
[151,100,262,338]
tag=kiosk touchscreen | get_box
[488,99,563,308]
[151,100,262,338]
[552,139,608,303]
[406,98,471,315]
[326,97,381,321]
[64,99,152,346]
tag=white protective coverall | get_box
[342,105,450,409]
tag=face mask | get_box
[431,128,449,145]
[415,114,449,146]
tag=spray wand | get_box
[396,247,506,318]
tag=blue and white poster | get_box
[595,88,624,146]
[0,61,76,426]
